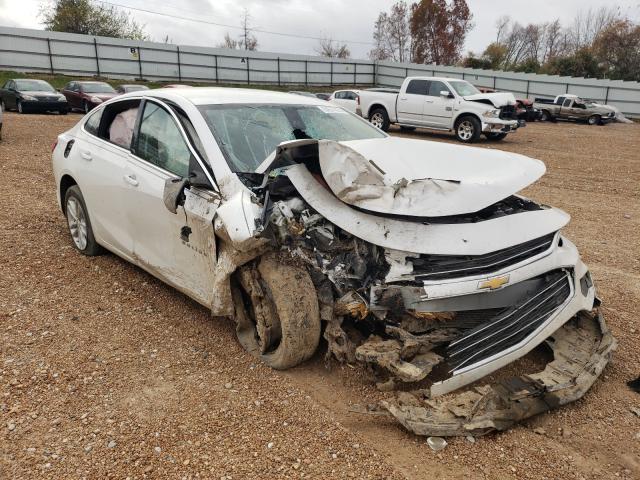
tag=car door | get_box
[397,79,429,125]
[67,82,81,109]
[68,102,136,257]
[422,80,455,128]
[3,80,17,109]
[561,98,572,119]
[124,99,220,306]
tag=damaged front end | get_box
[217,138,615,437]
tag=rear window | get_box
[405,80,428,95]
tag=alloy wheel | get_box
[370,112,384,129]
[66,197,88,250]
[457,120,474,141]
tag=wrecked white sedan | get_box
[52,88,615,436]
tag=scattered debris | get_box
[426,436,448,451]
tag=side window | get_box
[84,108,103,136]
[405,80,428,95]
[135,102,191,177]
[428,81,450,97]
[334,92,344,99]
[563,98,572,107]
[345,91,357,100]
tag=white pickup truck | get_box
[357,77,520,142]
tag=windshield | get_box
[199,103,386,172]
[14,80,55,92]
[449,81,480,96]
[123,85,148,92]
[81,83,116,93]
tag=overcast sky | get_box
[1,0,640,59]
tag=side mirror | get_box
[441,91,453,99]
[163,177,190,214]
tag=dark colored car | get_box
[61,81,118,113]
[516,99,542,122]
[116,84,150,94]
[315,92,331,101]
[0,79,69,114]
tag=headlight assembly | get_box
[21,95,37,101]
[90,96,103,103]
[482,109,501,118]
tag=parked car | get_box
[163,84,194,88]
[61,81,118,113]
[116,84,150,94]
[328,89,360,113]
[314,92,331,101]
[516,98,542,122]
[357,77,519,142]
[52,87,613,436]
[0,78,68,114]
[534,94,616,125]
[288,91,317,98]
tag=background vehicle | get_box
[163,84,194,88]
[357,77,519,142]
[61,81,117,113]
[516,98,542,122]
[534,94,616,125]
[116,84,150,94]
[314,92,330,100]
[0,78,68,114]
[328,89,360,113]
[288,91,317,98]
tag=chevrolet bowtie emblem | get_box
[478,275,510,290]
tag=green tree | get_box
[40,0,148,40]
[543,48,604,78]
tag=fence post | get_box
[246,57,250,84]
[526,80,530,97]
[137,47,143,80]
[353,63,357,86]
[565,83,569,93]
[493,76,496,89]
[373,61,377,86]
[405,67,409,79]
[46,38,54,75]
[304,60,308,86]
[330,61,333,86]
[93,38,100,77]
[605,86,610,103]
[214,54,218,83]
[176,46,182,82]
[277,57,280,86]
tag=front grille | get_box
[447,269,572,372]
[499,104,516,120]
[38,96,58,102]
[412,233,556,281]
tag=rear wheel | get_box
[64,186,102,256]
[485,132,508,141]
[369,108,390,131]
[232,252,321,369]
[454,115,481,143]
[587,115,600,125]
[540,110,552,122]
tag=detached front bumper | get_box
[482,117,519,134]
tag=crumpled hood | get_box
[317,137,545,217]
[463,92,516,108]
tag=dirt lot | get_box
[1,112,639,479]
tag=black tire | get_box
[17,100,24,114]
[63,185,102,256]
[82,101,90,114]
[454,115,481,143]
[59,109,68,115]
[233,252,321,370]
[540,110,552,122]
[485,132,508,141]
[587,115,600,126]
[399,126,416,132]
[369,107,390,131]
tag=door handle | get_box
[80,151,92,161]
[424,100,434,103]
[123,174,139,187]
[400,97,407,101]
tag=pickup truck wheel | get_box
[64,186,102,256]
[587,115,600,125]
[540,110,552,122]
[485,132,508,141]
[454,116,481,143]
[369,108,390,131]
[233,252,321,370]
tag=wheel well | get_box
[454,112,481,127]
[59,175,77,214]
[368,103,387,118]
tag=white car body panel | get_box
[318,138,545,217]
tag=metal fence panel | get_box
[0,26,638,117]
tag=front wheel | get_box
[83,101,90,114]
[454,115,481,143]
[17,100,24,114]
[485,132,508,141]
[540,110,552,122]
[369,108,390,131]
[587,115,600,125]
[64,186,102,256]
[232,252,321,370]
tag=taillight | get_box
[356,95,360,105]
[52,139,58,152]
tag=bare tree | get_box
[567,6,620,52]
[239,8,258,51]
[315,38,350,59]
[217,32,239,49]
[369,1,411,62]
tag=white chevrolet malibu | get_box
[52,87,614,436]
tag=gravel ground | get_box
[1,112,639,479]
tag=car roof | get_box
[77,81,111,84]
[136,87,329,106]
[407,77,467,82]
